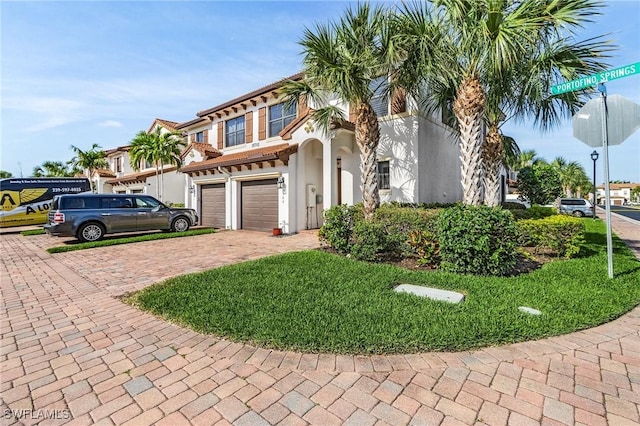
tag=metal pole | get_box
[592,157,597,219]
[598,84,614,279]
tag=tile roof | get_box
[93,169,116,178]
[106,166,178,185]
[597,183,640,190]
[196,72,303,118]
[104,146,131,156]
[181,142,222,160]
[180,143,298,174]
[148,118,180,133]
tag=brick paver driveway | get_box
[1,229,639,425]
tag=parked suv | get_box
[557,198,594,217]
[45,194,198,242]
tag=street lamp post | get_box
[591,150,599,219]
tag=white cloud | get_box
[98,120,123,128]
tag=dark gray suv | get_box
[44,194,198,242]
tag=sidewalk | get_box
[597,207,640,261]
[1,226,639,425]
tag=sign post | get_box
[557,63,640,279]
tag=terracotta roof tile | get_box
[93,169,116,178]
[597,183,640,190]
[104,146,131,156]
[106,166,177,185]
[194,73,303,119]
[181,142,222,160]
[181,143,298,173]
[148,118,181,133]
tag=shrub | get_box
[374,204,441,257]
[437,205,518,276]
[517,215,585,258]
[350,220,389,261]
[517,164,562,205]
[510,205,556,220]
[318,204,363,253]
[502,201,526,210]
[407,229,440,267]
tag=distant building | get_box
[596,183,639,205]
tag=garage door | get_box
[200,184,226,229]
[241,179,278,232]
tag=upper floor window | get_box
[369,76,389,117]
[378,160,390,190]
[226,116,245,147]
[114,157,122,173]
[269,101,297,137]
[195,131,204,143]
[140,159,152,170]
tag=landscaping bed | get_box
[126,220,640,354]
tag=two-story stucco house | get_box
[596,183,640,205]
[178,73,463,234]
[92,119,188,205]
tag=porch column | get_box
[322,139,333,211]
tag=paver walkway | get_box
[1,223,639,425]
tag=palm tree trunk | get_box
[160,165,165,202]
[355,102,380,220]
[453,75,485,205]
[155,162,160,199]
[482,124,503,207]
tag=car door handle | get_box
[138,212,147,215]
[101,213,111,216]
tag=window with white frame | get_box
[114,157,122,173]
[378,160,390,190]
[195,131,204,143]
[140,159,153,170]
[225,116,245,147]
[369,76,389,117]
[269,101,297,137]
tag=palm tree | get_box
[281,3,411,220]
[32,161,74,177]
[400,0,612,206]
[129,127,185,201]
[510,149,544,172]
[69,144,108,192]
[551,157,589,197]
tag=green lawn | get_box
[47,228,215,253]
[127,220,640,354]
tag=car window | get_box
[62,197,85,210]
[135,196,161,209]
[101,197,135,209]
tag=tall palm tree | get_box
[129,127,185,201]
[400,0,612,205]
[510,149,544,172]
[281,3,411,220]
[552,157,589,197]
[69,144,108,192]
[32,161,73,177]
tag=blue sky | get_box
[1,1,639,183]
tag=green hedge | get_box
[437,205,518,276]
[509,205,556,220]
[517,215,585,258]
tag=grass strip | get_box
[21,229,46,236]
[128,219,640,354]
[47,228,215,253]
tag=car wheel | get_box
[171,216,190,232]
[78,222,105,242]
[573,210,584,217]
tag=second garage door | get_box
[241,179,278,232]
[200,184,226,229]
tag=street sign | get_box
[551,62,640,95]
[573,94,640,147]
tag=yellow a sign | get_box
[0,191,20,211]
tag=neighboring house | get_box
[179,73,463,233]
[596,183,640,205]
[93,119,189,205]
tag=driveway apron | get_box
[1,228,639,425]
